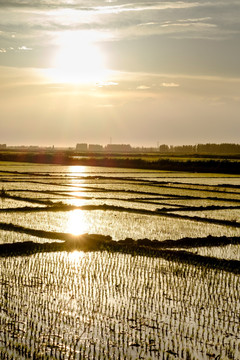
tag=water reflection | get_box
[67,166,88,177]
[66,166,90,235]
[69,250,85,262]
[66,209,89,235]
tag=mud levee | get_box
[0,230,240,274]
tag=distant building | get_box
[76,143,88,151]
[89,144,103,152]
[105,144,132,152]
[0,144,7,149]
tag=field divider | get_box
[0,202,239,228]
[0,228,240,274]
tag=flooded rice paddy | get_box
[0,162,240,359]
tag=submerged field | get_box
[0,162,240,359]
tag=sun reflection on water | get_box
[65,167,91,236]
[69,250,85,262]
[67,166,88,176]
[66,209,89,235]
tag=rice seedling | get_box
[0,251,239,359]
[0,163,239,359]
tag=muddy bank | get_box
[1,221,239,248]
[1,201,239,228]
[0,233,240,274]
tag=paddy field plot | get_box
[0,163,240,359]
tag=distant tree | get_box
[196,143,240,154]
[159,144,169,153]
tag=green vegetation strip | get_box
[0,151,240,174]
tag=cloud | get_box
[161,82,180,87]
[97,81,118,87]
[0,46,32,52]
[18,46,32,51]
[161,22,217,29]
[138,22,157,26]
[0,1,238,47]
[94,2,200,15]
[0,0,239,78]
[137,85,151,90]
[0,1,200,11]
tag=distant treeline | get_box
[0,151,239,174]
[72,157,240,174]
[159,143,240,154]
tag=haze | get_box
[0,1,240,147]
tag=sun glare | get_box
[67,209,89,235]
[51,31,107,84]
[67,166,88,176]
[69,250,85,262]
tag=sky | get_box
[0,0,240,147]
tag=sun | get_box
[51,31,107,84]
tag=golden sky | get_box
[0,1,240,146]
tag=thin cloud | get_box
[179,17,212,23]
[0,1,237,45]
[138,22,158,27]
[161,22,217,29]
[0,1,201,11]
[161,82,180,87]
[18,46,32,50]
[137,85,151,90]
[0,46,32,52]
[97,81,119,87]
[94,2,200,15]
